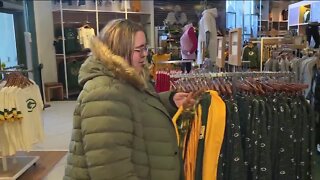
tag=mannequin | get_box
[304,8,311,23]
[180,23,197,73]
[242,42,259,70]
[165,5,188,26]
[197,8,218,70]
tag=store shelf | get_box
[52,8,151,15]
[127,11,151,15]
[52,0,154,99]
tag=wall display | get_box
[288,1,320,35]
[228,28,242,66]
[216,37,226,68]
[51,0,154,98]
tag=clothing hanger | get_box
[82,23,91,29]
[4,72,33,88]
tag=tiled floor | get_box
[33,101,76,180]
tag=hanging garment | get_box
[242,44,259,69]
[304,10,311,23]
[202,91,226,180]
[64,27,82,54]
[281,9,288,21]
[180,24,197,73]
[78,26,95,49]
[184,105,201,180]
[264,57,281,72]
[131,0,141,12]
[0,82,44,156]
[180,24,197,60]
[312,68,320,150]
[155,71,170,93]
[54,27,81,54]
[172,91,226,180]
[217,98,247,180]
[194,93,211,180]
[152,53,172,72]
[274,96,296,179]
[300,57,318,95]
[120,0,131,11]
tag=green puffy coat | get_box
[64,38,181,180]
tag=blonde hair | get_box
[98,19,145,64]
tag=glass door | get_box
[0,12,18,68]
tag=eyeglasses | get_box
[133,46,149,54]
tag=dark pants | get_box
[306,24,320,48]
[181,61,192,73]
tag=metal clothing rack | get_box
[0,69,34,80]
[0,69,40,179]
[155,60,194,64]
[0,69,33,73]
[170,71,294,79]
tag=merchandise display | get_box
[52,0,153,98]
[180,23,197,73]
[197,8,218,65]
[304,9,310,23]
[171,71,316,180]
[0,76,44,156]
[54,27,82,54]
[0,70,44,178]
[242,42,259,69]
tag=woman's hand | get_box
[173,92,192,108]
[173,91,203,109]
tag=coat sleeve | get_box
[158,91,178,117]
[80,86,139,180]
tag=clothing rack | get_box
[0,69,40,179]
[0,69,33,73]
[155,60,194,64]
[170,71,293,79]
[0,69,33,81]
[3,64,25,70]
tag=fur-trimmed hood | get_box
[78,37,146,90]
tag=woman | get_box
[64,19,194,180]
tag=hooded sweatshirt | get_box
[197,8,218,65]
[180,23,197,60]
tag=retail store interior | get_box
[0,0,320,179]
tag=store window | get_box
[226,0,258,41]
[0,12,18,68]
